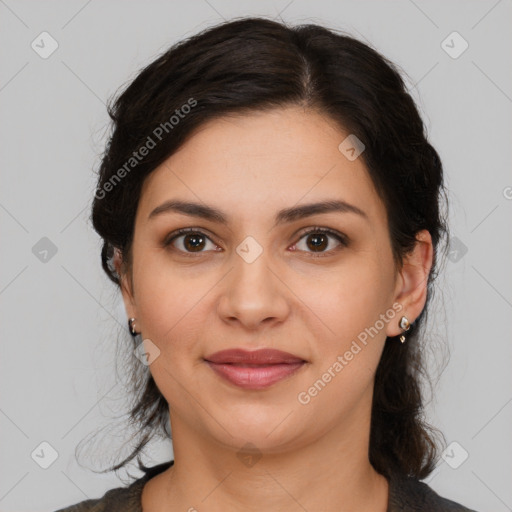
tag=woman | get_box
[55,16,478,512]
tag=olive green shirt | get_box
[54,460,478,511]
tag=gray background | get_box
[1,1,511,511]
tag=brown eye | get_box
[305,233,329,252]
[293,228,347,257]
[182,233,206,252]
[164,229,218,254]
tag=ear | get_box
[385,229,434,338]
[113,247,138,321]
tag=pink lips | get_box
[204,348,306,390]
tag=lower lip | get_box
[205,361,305,389]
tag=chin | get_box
[208,408,308,454]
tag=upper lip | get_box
[204,348,305,364]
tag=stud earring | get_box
[398,316,411,343]
[128,317,138,336]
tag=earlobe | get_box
[387,230,433,338]
[113,247,137,318]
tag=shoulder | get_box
[53,461,174,512]
[53,480,145,512]
[388,474,479,512]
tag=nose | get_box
[216,245,290,330]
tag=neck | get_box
[144,403,389,512]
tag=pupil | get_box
[308,234,327,252]
[185,234,204,251]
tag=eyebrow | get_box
[148,199,368,226]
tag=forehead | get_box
[137,106,386,229]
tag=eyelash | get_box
[162,227,348,258]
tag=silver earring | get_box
[398,316,411,343]
[128,318,138,336]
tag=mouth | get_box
[204,348,307,390]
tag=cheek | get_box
[304,260,391,332]
[297,261,394,387]
[296,276,390,416]
[132,257,205,347]
[133,266,209,398]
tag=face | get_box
[117,106,429,455]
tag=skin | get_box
[114,106,433,512]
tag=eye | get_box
[291,227,348,257]
[163,226,348,258]
[163,228,220,255]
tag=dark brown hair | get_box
[84,16,450,481]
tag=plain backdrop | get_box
[1,1,511,511]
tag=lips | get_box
[205,348,305,365]
[204,348,306,389]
